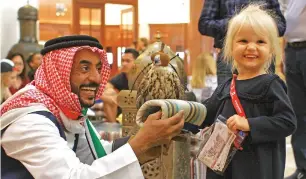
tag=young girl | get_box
[7,53,29,94]
[0,59,17,104]
[201,4,296,179]
[190,52,217,102]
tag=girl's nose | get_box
[246,42,257,50]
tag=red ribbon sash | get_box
[230,74,248,150]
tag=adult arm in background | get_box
[268,0,287,36]
[198,0,229,39]
[283,0,306,36]
[198,0,287,38]
[101,73,128,122]
[100,83,118,122]
[2,111,184,179]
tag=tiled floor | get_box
[285,136,296,177]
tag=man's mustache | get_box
[80,83,99,89]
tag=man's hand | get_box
[101,84,118,105]
[129,110,185,157]
[226,114,250,133]
[100,83,119,122]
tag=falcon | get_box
[136,51,185,110]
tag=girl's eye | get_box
[239,39,248,43]
[257,40,266,44]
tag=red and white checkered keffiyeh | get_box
[1,46,110,123]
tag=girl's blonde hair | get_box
[223,4,282,73]
[191,52,216,88]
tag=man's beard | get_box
[79,98,95,108]
[78,83,99,108]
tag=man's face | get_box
[120,53,135,73]
[70,49,102,108]
[30,54,42,70]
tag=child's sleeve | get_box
[200,85,222,128]
[247,78,297,144]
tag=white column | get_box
[0,0,38,58]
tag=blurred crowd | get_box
[1,52,42,104]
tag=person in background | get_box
[129,40,138,49]
[6,53,29,94]
[189,52,217,102]
[281,0,306,178]
[101,48,139,122]
[27,52,42,81]
[0,59,17,104]
[137,37,149,54]
[198,0,286,85]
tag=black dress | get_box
[201,74,297,179]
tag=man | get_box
[101,48,139,122]
[27,52,42,81]
[1,35,184,179]
[282,1,306,178]
[109,48,138,91]
[198,0,286,85]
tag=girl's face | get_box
[2,71,17,87]
[12,55,24,75]
[232,24,272,74]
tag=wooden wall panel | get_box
[39,0,73,41]
[149,24,188,75]
[104,25,121,47]
[39,0,72,24]
[39,23,72,41]
[79,25,102,42]
[187,0,214,75]
[104,25,133,77]
[39,24,120,42]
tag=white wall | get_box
[103,0,189,39]
[0,3,2,58]
[104,0,189,25]
[105,4,133,25]
[0,0,38,58]
[138,0,190,24]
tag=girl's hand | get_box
[226,114,250,132]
